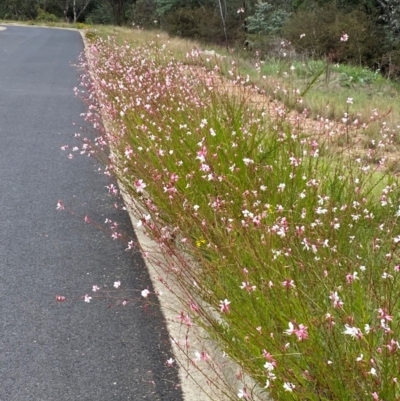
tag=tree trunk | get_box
[63,0,69,23]
[73,0,77,23]
[76,0,92,22]
[217,0,228,47]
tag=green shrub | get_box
[36,8,59,23]
[76,22,88,30]
[85,29,99,42]
[85,3,113,25]
[283,3,385,68]
[164,4,244,44]
[127,0,157,28]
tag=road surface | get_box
[0,24,183,401]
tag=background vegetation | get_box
[1,0,400,78]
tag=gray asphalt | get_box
[0,25,183,401]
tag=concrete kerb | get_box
[79,30,270,401]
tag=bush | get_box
[36,8,59,23]
[283,3,385,68]
[85,37,400,400]
[85,3,113,25]
[127,0,157,29]
[163,4,244,45]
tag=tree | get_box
[104,0,135,25]
[378,0,400,42]
[72,0,92,22]
[246,1,292,36]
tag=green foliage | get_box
[283,3,386,67]
[0,5,7,19]
[335,64,381,87]
[36,8,59,22]
[127,0,157,28]
[164,4,244,44]
[246,1,292,36]
[155,0,209,16]
[86,2,114,24]
[76,22,88,29]
[87,36,400,400]
[378,0,400,43]
[85,28,99,41]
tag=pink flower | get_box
[240,281,256,292]
[134,179,147,193]
[282,279,296,289]
[346,271,359,284]
[92,285,100,292]
[55,295,66,302]
[219,299,230,313]
[295,324,309,341]
[329,291,344,308]
[56,200,64,210]
[284,322,308,341]
[84,294,92,303]
[378,308,393,321]
[340,33,349,42]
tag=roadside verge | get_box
[80,30,269,401]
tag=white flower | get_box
[243,158,254,165]
[283,382,295,392]
[284,322,295,336]
[238,388,249,399]
[264,362,275,372]
[141,289,150,298]
[113,281,121,289]
[343,324,362,339]
[84,294,92,303]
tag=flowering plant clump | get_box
[77,35,400,400]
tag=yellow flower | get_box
[196,238,206,247]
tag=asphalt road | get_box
[0,25,183,401]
